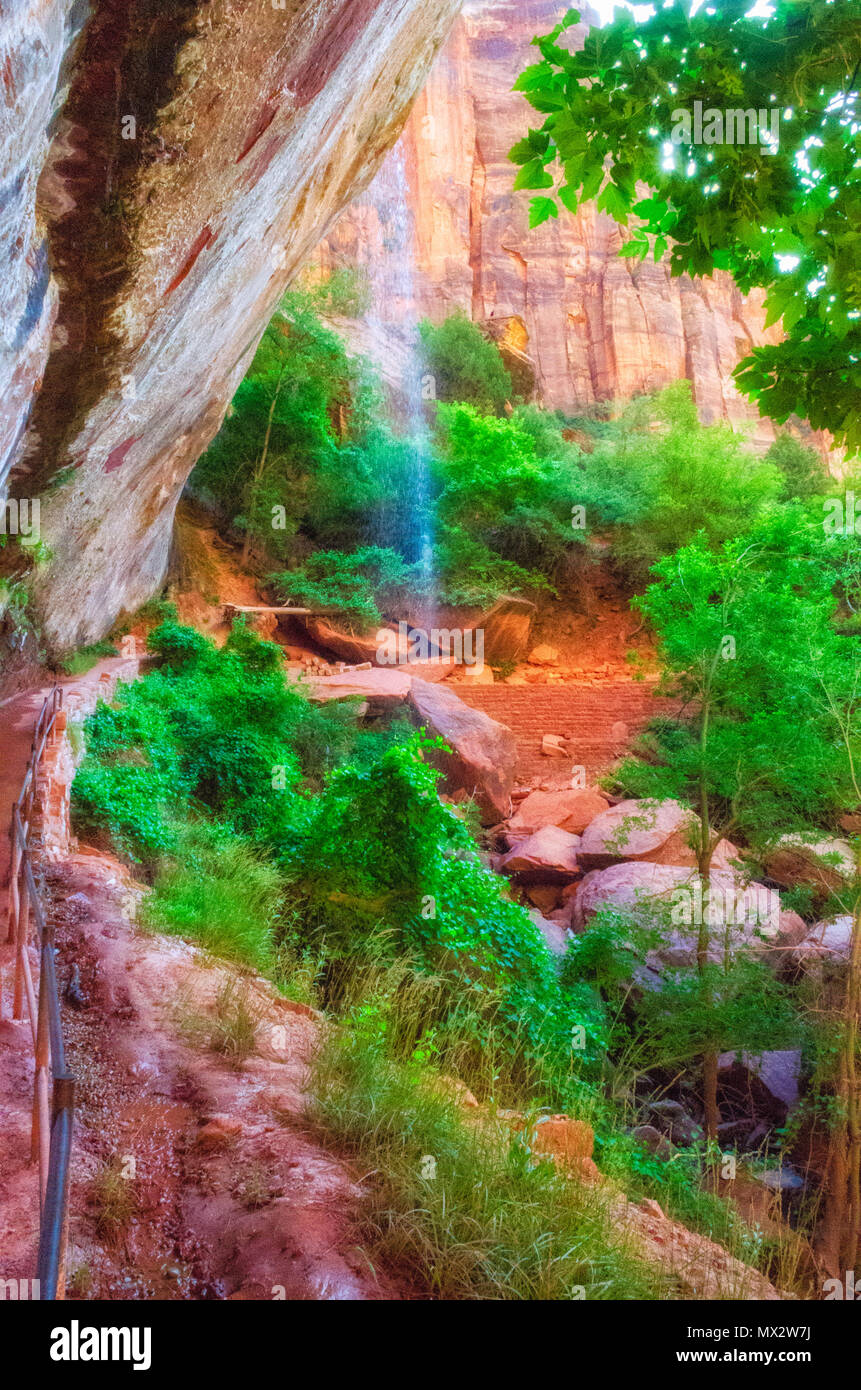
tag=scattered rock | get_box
[526,1114,594,1162]
[631,1124,675,1162]
[541,734,569,757]
[457,664,494,685]
[764,837,852,909]
[525,884,563,914]
[648,1100,703,1147]
[196,1115,243,1151]
[789,916,853,975]
[478,595,536,664]
[499,825,580,879]
[718,1049,801,1116]
[527,909,570,958]
[756,1168,805,1194]
[528,644,559,666]
[408,677,517,823]
[507,787,610,838]
[64,964,88,1009]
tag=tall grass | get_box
[140,820,283,971]
[306,970,672,1301]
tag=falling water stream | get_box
[354,146,435,618]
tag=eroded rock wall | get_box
[2,0,462,650]
[321,0,785,440]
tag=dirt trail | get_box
[46,851,398,1301]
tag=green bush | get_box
[432,403,581,599]
[282,732,605,1092]
[420,312,513,414]
[272,546,424,633]
[576,383,783,581]
[72,620,367,860]
[765,432,832,501]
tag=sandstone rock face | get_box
[408,674,516,823]
[2,0,462,650]
[320,0,826,454]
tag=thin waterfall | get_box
[352,145,435,616]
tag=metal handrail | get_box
[4,686,75,1300]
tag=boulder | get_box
[499,826,580,880]
[408,677,517,824]
[308,667,412,714]
[525,884,563,914]
[528,644,559,666]
[541,734,569,757]
[789,916,854,975]
[456,664,494,685]
[631,1124,676,1162]
[572,862,783,972]
[648,1100,703,1148]
[763,837,853,908]
[507,787,610,838]
[717,1050,801,1114]
[526,1115,594,1162]
[477,595,536,664]
[528,910,571,959]
[577,798,698,870]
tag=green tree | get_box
[586,382,782,580]
[621,516,849,1138]
[512,2,861,452]
[420,312,513,415]
[433,403,580,599]
[766,432,833,501]
[192,291,373,561]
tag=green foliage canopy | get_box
[512,2,861,452]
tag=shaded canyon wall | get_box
[1,0,462,650]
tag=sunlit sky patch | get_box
[589,1,776,21]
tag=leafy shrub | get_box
[272,546,424,632]
[432,403,582,599]
[282,733,605,1091]
[575,383,783,580]
[72,620,368,859]
[420,311,513,414]
[765,432,832,501]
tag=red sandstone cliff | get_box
[322,0,785,444]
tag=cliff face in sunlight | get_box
[321,0,787,443]
[1,0,461,650]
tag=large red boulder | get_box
[408,677,517,824]
[499,826,580,880]
[507,787,610,838]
